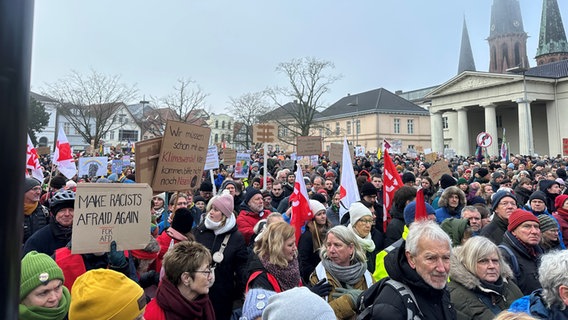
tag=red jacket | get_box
[236,208,270,245]
[143,299,165,320]
[153,232,177,273]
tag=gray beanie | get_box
[262,287,335,320]
[24,178,41,192]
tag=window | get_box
[110,130,115,140]
[407,119,414,134]
[335,122,340,135]
[222,121,225,129]
[119,114,126,124]
[442,116,448,129]
[394,118,400,134]
[227,134,231,143]
[215,120,219,128]
[319,128,323,137]
[214,134,219,143]
[325,124,330,136]
[118,130,138,141]
[221,134,225,142]
[408,144,415,150]
[497,115,503,128]
[347,121,351,135]
[228,122,232,130]
[279,126,288,137]
[64,123,71,135]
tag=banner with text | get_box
[78,157,108,177]
[296,136,322,156]
[204,145,220,170]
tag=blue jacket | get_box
[435,206,462,224]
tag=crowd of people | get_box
[19,150,568,319]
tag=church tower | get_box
[458,17,476,74]
[487,0,529,72]
[535,0,568,65]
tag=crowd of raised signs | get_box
[18,150,568,319]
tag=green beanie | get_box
[20,251,64,301]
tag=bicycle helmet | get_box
[49,189,75,215]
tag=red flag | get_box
[290,166,312,243]
[414,188,428,221]
[26,135,44,182]
[382,148,403,230]
[339,138,360,221]
[54,126,77,179]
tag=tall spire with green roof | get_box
[536,0,568,65]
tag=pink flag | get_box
[289,165,312,243]
[339,138,360,221]
[382,147,403,230]
[26,135,44,182]
[54,127,77,179]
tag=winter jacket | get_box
[245,253,301,292]
[270,192,286,210]
[326,205,340,227]
[22,203,50,244]
[236,204,270,245]
[309,262,373,320]
[384,204,405,247]
[554,208,568,248]
[435,206,463,224]
[22,220,72,256]
[500,231,543,295]
[447,246,523,319]
[193,223,248,320]
[513,186,532,207]
[298,229,321,284]
[368,240,456,320]
[480,214,508,245]
[508,289,568,319]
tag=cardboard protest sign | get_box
[427,160,453,184]
[204,145,220,170]
[328,143,343,162]
[78,157,108,177]
[135,137,162,185]
[222,148,236,166]
[71,183,152,254]
[234,153,251,178]
[296,136,322,156]
[152,121,211,192]
[36,146,50,155]
[424,152,438,164]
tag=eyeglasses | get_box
[30,186,42,192]
[358,219,374,224]
[194,268,215,277]
[498,201,517,207]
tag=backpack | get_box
[498,244,520,279]
[357,278,423,320]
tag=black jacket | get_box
[23,220,72,257]
[193,223,248,320]
[513,186,532,207]
[22,203,50,244]
[369,241,456,320]
[480,214,508,244]
[298,229,321,284]
[500,231,543,295]
[385,204,405,247]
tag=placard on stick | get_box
[71,183,153,254]
[152,121,211,192]
[222,148,237,165]
[135,137,162,185]
[427,160,453,184]
[296,136,322,156]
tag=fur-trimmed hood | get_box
[437,186,467,208]
[449,245,514,290]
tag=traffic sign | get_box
[476,132,493,147]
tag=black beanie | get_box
[311,193,327,205]
[360,182,378,196]
[171,208,194,234]
[529,190,547,203]
[440,174,457,189]
[244,187,262,206]
[401,172,416,184]
[557,168,567,180]
[24,178,41,192]
[200,181,213,192]
[50,175,67,189]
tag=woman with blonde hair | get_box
[448,236,523,319]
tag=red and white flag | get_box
[289,165,312,243]
[54,126,77,179]
[26,135,44,182]
[382,147,402,230]
[339,138,360,221]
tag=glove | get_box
[139,270,160,288]
[309,279,333,297]
[108,241,128,268]
[331,287,364,306]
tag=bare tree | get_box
[266,57,341,143]
[228,91,271,150]
[45,69,137,148]
[144,78,209,136]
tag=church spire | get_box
[487,0,529,72]
[536,0,568,65]
[458,17,476,74]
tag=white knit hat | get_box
[262,287,335,320]
[309,199,326,216]
[348,201,372,225]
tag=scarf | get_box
[348,224,375,252]
[204,214,237,235]
[50,220,72,242]
[322,258,367,286]
[24,202,39,216]
[19,286,70,320]
[512,233,539,257]
[156,278,215,320]
[478,277,505,295]
[259,254,301,291]
[557,207,568,217]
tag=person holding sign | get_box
[193,193,248,320]
[23,190,75,256]
[145,241,216,320]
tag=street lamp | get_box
[506,66,533,156]
[347,96,359,147]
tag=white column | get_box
[484,104,498,157]
[517,100,534,156]
[456,108,470,156]
[430,111,444,154]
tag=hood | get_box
[449,246,514,290]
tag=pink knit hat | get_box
[211,193,234,217]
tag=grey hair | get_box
[406,220,452,256]
[458,236,512,279]
[320,225,367,263]
[462,205,480,214]
[539,250,568,309]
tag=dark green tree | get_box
[28,97,50,145]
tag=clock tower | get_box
[487,0,529,73]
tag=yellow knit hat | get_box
[69,269,146,320]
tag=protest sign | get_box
[234,153,251,178]
[427,160,453,184]
[329,143,343,162]
[296,136,322,156]
[282,159,295,170]
[122,155,131,166]
[152,121,211,192]
[135,137,162,185]
[78,157,108,177]
[111,160,123,175]
[222,148,236,166]
[424,152,438,163]
[71,183,152,254]
[204,145,220,170]
[36,146,50,155]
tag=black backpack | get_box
[357,277,424,320]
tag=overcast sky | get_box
[31,1,557,114]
